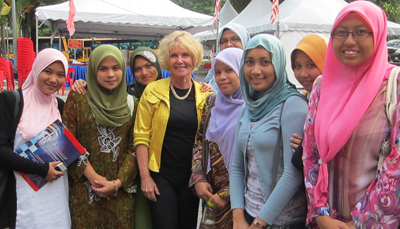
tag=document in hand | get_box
[14,119,86,191]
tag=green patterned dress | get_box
[63,91,137,229]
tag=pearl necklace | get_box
[170,81,193,100]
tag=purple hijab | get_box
[206,47,244,174]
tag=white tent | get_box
[194,0,238,42]
[35,0,214,40]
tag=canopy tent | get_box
[35,0,214,40]
[194,0,238,42]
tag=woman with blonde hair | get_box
[134,31,212,229]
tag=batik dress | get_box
[303,76,400,228]
[190,97,232,229]
[63,91,138,229]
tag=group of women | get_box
[1,1,400,229]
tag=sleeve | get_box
[189,97,210,187]
[62,90,87,182]
[134,88,155,148]
[118,112,138,193]
[302,78,330,225]
[0,92,48,178]
[230,106,247,210]
[350,76,400,228]
[257,96,308,224]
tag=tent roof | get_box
[220,0,238,27]
[36,0,214,40]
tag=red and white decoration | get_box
[270,0,279,24]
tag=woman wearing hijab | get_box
[63,45,137,228]
[230,34,308,229]
[0,48,69,229]
[290,34,328,169]
[190,47,244,228]
[204,23,250,91]
[303,1,400,228]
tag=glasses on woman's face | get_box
[219,37,241,45]
[331,29,372,40]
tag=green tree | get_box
[171,0,226,16]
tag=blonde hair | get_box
[158,31,204,72]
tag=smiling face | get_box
[134,56,158,85]
[243,46,276,92]
[332,12,374,67]
[220,29,243,50]
[214,60,240,96]
[96,56,123,90]
[293,50,322,92]
[37,61,66,95]
[168,45,194,78]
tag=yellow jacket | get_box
[134,78,211,172]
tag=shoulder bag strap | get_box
[201,93,217,175]
[271,101,285,189]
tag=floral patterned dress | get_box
[190,96,232,229]
[63,91,138,229]
[303,76,400,228]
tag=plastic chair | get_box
[3,60,14,91]
[17,38,34,87]
[0,57,5,91]
[61,67,75,95]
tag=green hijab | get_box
[86,45,130,127]
[129,47,162,98]
[240,34,305,122]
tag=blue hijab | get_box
[240,34,304,121]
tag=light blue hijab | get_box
[240,34,304,122]
[217,23,250,52]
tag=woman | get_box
[63,45,137,228]
[230,34,308,229]
[190,47,244,228]
[0,48,69,229]
[303,1,400,228]
[134,31,212,229]
[290,34,328,168]
[204,23,250,91]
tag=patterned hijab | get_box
[240,34,303,122]
[218,23,250,51]
[18,48,68,140]
[291,34,328,74]
[129,47,162,98]
[85,45,130,127]
[313,1,395,207]
[206,47,244,173]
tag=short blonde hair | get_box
[158,31,204,72]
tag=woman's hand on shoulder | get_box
[45,161,64,182]
[72,79,87,95]
[316,216,350,229]
[199,82,214,92]
[141,175,160,202]
[290,133,303,152]
[195,182,213,201]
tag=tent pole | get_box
[11,0,17,66]
[215,21,219,55]
[36,16,39,54]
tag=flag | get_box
[214,0,221,22]
[66,0,76,36]
[270,0,279,24]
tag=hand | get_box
[345,220,356,229]
[290,133,303,152]
[89,174,108,188]
[91,179,118,199]
[45,161,64,182]
[199,82,214,92]
[210,193,229,209]
[233,209,249,229]
[195,182,213,201]
[72,79,87,94]
[141,175,160,202]
[316,216,350,229]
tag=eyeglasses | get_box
[331,29,372,40]
[219,37,241,45]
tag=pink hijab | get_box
[313,1,395,206]
[17,48,68,140]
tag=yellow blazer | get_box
[134,78,211,172]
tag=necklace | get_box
[170,81,192,100]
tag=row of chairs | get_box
[0,57,15,91]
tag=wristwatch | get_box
[253,218,271,229]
